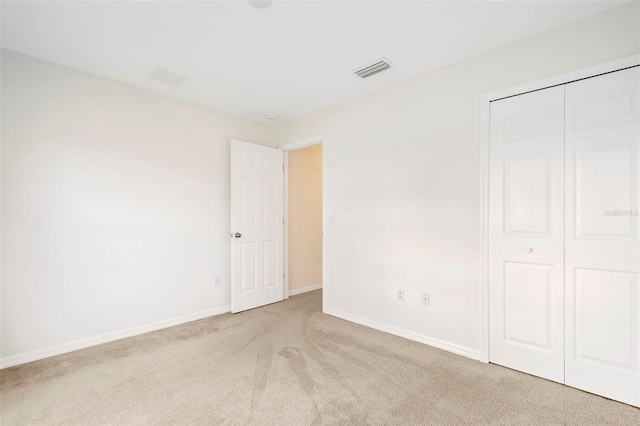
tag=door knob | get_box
[234,232,242,238]
[525,247,533,253]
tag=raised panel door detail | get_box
[242,177,257,227]
[264,154,277,172]
[504,110,551,141]
[489,85,564,384]
[575,143,637,239]
[242,152,256,169]
[263,241,277,288]
[241,242,257,292]
[504,262,553,350]
[574,268,637,369]
[504,152,554,236]
[231,140,284,314]
[263,179,277,226]
[574,93,636,130]
[564,66,640,407]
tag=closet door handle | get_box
[525,247,533,253]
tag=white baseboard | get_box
[288,283,322,297]
[0,305,231,369]
[323,308,480,361]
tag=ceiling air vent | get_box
[146,66,189,88]
[353,58,393,79]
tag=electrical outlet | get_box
[214,275,221,287]
[396,289,405,302]
[422,292,430,307]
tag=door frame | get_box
[479,55,640,363]
[279,134,325,299]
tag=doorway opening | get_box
[281,136,324,299]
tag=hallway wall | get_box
[288,144,323,292]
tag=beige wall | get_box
[280,2,640,356]
[288,144,323,291]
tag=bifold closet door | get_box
[489,86,565,383]
[564,66,640,406]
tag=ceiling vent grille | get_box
[353,58,393,79]
[147,66,189,87]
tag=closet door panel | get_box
[565,66,640,407]
[489,86,565,383]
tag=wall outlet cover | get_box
[422,292,430,306]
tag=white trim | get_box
[482,56,639,105]
[0,305,231,369]
[283,150,290,299]
[479,96,491,364]
[279,134,325,151]
[288,283,323,297]
[324,308,480,361]
[479,54,640,363]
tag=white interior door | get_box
[489,86,566,383]
[231,139,284,313]
[564,66,640,406]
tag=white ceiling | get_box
[1,1,628,124]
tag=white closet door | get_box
[489,86,566,383]
[564,66,640,406]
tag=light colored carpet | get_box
[1,290,639,425]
